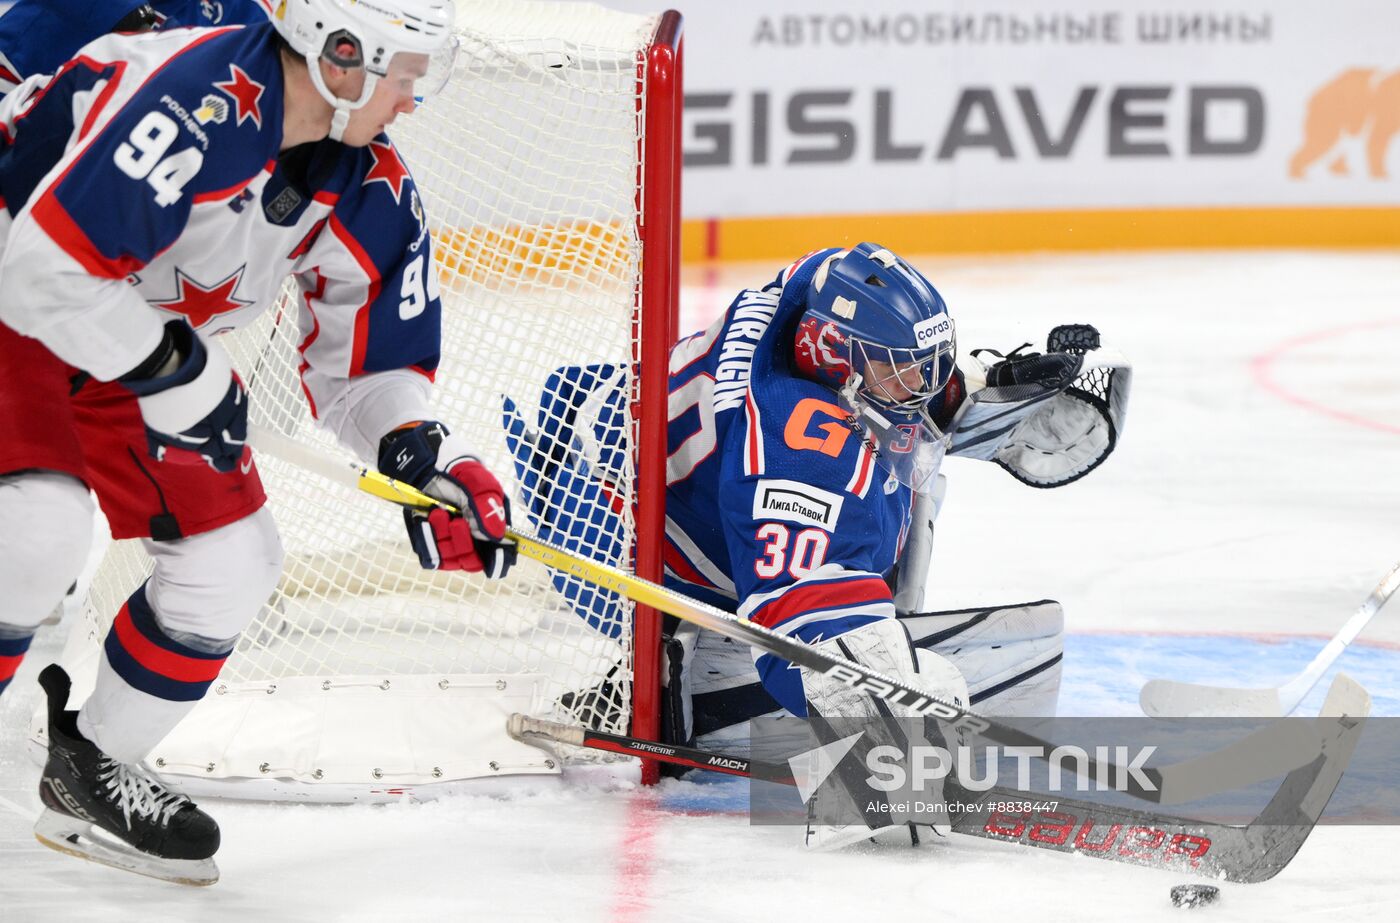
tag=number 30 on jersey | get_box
[754,523,830,579]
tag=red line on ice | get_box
[609,794,659,922]
[1250,318,1400,436]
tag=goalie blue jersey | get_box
[502,251,941,671]
[662,249,914,642]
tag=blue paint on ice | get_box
[1061,632,1400,717]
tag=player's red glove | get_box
[378,421,515,577]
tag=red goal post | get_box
[634,8,684,784]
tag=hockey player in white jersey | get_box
[0,0,514,885]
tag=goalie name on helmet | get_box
[792,242,958,491]
[274,0,459,140]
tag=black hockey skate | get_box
[33,664,220,886]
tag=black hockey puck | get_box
[1170,884,1220,908]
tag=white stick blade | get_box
[1318,672,1371,721]
[1139,679,1284,718]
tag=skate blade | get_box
[34,810,219,887]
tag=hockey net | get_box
[45,1,680,799]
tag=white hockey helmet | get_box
[273,0,458,139]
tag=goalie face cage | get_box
[40,2,681,799]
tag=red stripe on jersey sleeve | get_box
[74,57,127,141]
[296,270,327,418]
[845,443,875,497]
[663,538,717,591]
[749,575,892,630]
[193,159,273,204]
[30,191,142,278]
[744,389,764,476]
[10,55,127,142]
[328,213,382,377]
[69,31,232,144]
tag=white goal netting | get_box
[42,1,674,798]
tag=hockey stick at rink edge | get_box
[511,675,1368,886]
[1140,560,1400,719]
[246,424,1359,806]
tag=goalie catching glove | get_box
[950,324,1131,488]
[378,421,516,577]
[121,320,248,473]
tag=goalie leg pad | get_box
[681,602,1058,747]
[901,599,1064,716]
[891,474,945,614]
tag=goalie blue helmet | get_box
[794,243,957,415]
[793,244,956,491]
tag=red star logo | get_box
[363,140,411,203]
[151,266,254,328]
[214,64,265,129]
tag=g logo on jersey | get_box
[783,398,853,457]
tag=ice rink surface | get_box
[2,250,1398,921]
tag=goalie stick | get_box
[247,424,1334,806]
[1140,560,1400,718]
[509,671,1368,884]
